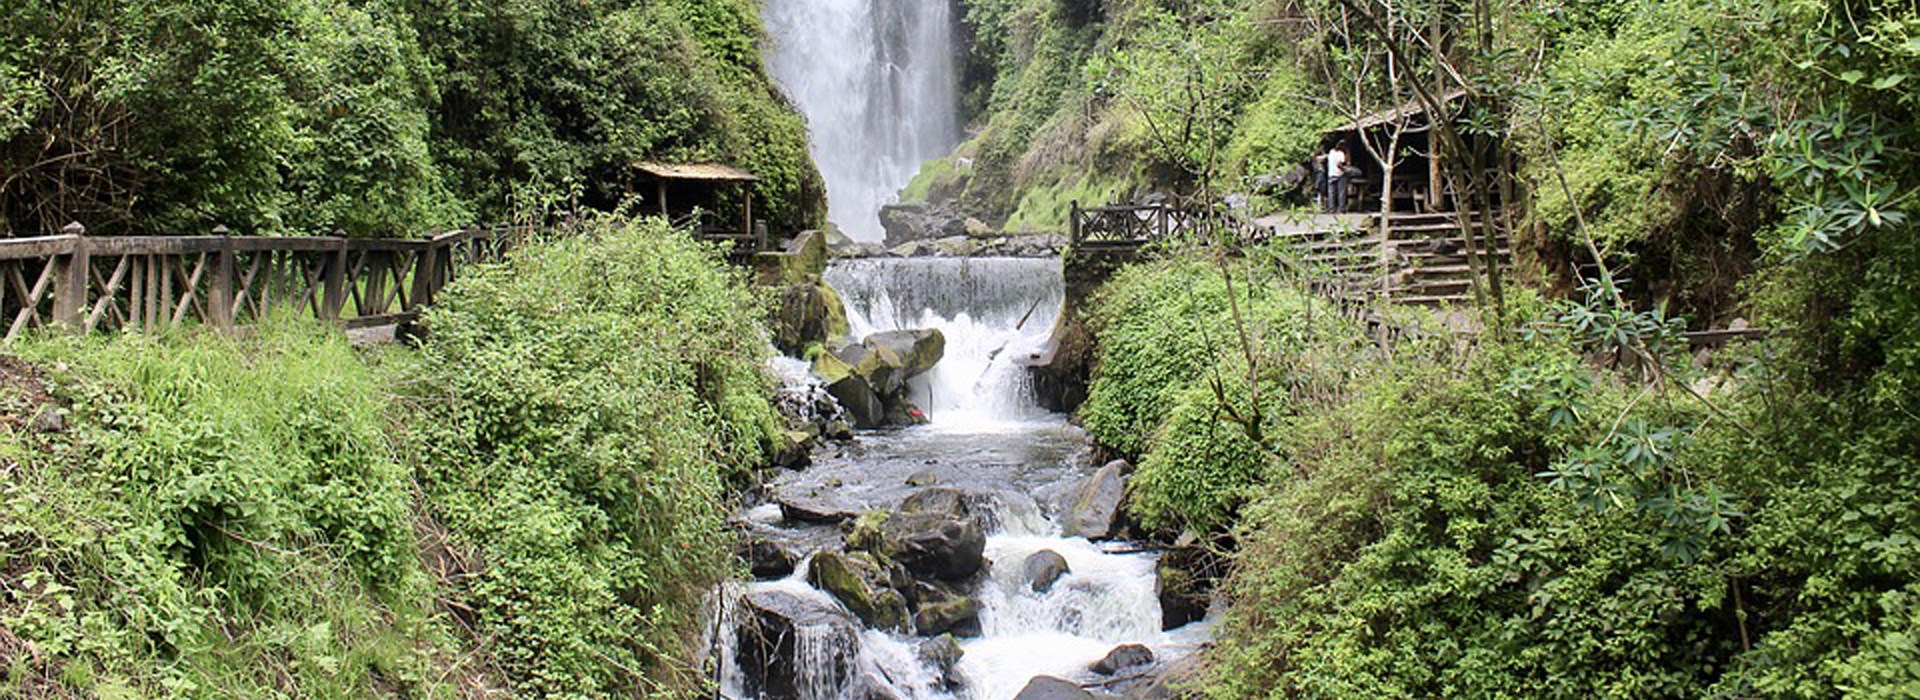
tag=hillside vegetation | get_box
[1058,0,1920,695]
[0,217,775,698]
[0,0,825,237]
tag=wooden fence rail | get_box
[1068,202,1271,249]
[0,222,541,342]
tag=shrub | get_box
[0,321,433,698]
[404,215,778,697]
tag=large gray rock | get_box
[770,281,850,355]
[899,488,998,529]
[918,634,966,692]
[1155,547,1217,630]
[879,510,986,582]
[1123,651,1206,699]
[1063,460,1129,539]
[808,550,911,632]
[1014,676,1095,700]
[880,203,967,248]
[836,329,946,395]
[736,590,861,700]
[775,491,861,524]
[741,530,804,579]
[911,581,982,637]
[1091,644,1155,675]
[1023,550,1072,593]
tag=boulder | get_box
[837,329,946,396]
[912,593,981,637]
[917,634,966,692]
[741,530,804,579]
[736,590,860,700]
[964,217,997,238]
[1014,676,1094,700]
[1123,651,1206,700]
[911,581,982,637]
[1155,547,1219,630]
[808,550,911,633]
[1023,550,1072,593]
[899,487,996,528]
[931,236,981,257]
[775,491,860,524]
[1091,644,1154,675]
[880,203,967,248]
[1063,460,1129,539]
[771,281,850,355]
[881,511,986,581]
[825,375,885,429]
[771,430,813,470]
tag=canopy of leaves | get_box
[0,0,825,237]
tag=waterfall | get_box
[825,258,1063,427]
[763,0,962,242]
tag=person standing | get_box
[1326,146,1350,212]
[1311,148,1328,210]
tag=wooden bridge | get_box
[1068,202,1511,306]
[0,221,766,343]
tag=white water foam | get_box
[825,258,1064,430]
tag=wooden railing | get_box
[1068,202,1274,249]
[0,222,541,342]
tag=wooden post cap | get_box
[213,224,230,235]
[62,221,85,235]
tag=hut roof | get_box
[1333,89,1471,133]
[632,162,761,182]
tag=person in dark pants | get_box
[1311,149,1328,210]
[1327,146,1351,212]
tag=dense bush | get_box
[1082,255,1340,533]
[404,215,779,697]
[0,0,824,237]
[0,323,435,698]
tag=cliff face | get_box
[905,0,1330,235]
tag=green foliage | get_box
[405,215,778,697]
[1195,312,1760,698]
[1083,255,1333,533]
[1223,68,1335,183]
[0,321,437,698]
[0,0,823,236]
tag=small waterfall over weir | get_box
[763,0,962,242]
[826,258,1063,428]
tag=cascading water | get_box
[762,0,961,242]
[720,258,1214,699]
[738,5,1211,698]
[826,258,1062,427]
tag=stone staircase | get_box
[1268,210,1512,306]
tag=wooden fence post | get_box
[410,233,440,311]
[323,230,347,320]
[210,224,235,330]
[52,222,88,331]
[1069,201,1081,247]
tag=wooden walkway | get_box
[1067,202,1512,306]
[0,221,766,343]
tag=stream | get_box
[716,259,1214,699]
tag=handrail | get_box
[0,223,555,342]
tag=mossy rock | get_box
[771,281,850,355]
[847,510,892,552]
[754,230,829,287]
[807,550,910,633]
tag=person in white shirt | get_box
[1326,146,1350,212]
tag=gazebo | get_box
[631,161,765,254]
